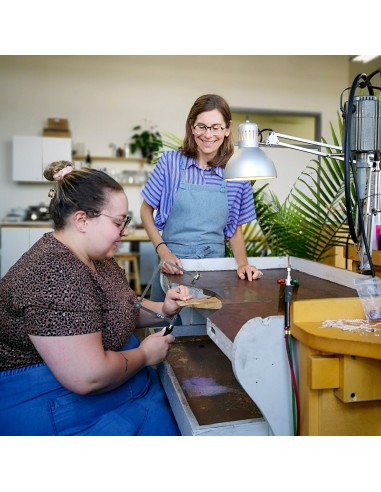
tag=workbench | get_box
[292,297,381,435]
[157,256,369,436]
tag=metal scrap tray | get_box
[158,334,269,436]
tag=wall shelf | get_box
[72,155,151,189]
[74,156,146,165]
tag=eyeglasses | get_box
[90,212,132,231]
[193,124,226,136]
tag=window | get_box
[231,109,321,143]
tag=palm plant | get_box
[151,132,182,165]
[161,132,182,151]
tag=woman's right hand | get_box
[158,248,183,274]
[139,329,175,366]
[140,201,183,275]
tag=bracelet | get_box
[119,352,128,373]
[155,241,166,253]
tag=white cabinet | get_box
[1,226,53,277]
[13,136,71,182]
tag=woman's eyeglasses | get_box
[90,212,132,231]
[193,124,226,136]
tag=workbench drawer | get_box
[158,335,269,436]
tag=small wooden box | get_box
[47,118,69,130]
[43,118,71,138]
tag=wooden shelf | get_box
[73,156,146,165]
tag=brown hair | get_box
[180,94,234,168]
[44,161,124,229]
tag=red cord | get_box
[285,331,301,436]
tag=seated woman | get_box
[0,161,191,436]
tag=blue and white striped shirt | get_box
[141,150,256,239]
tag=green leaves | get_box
[129,125,163,163]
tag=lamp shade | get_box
[224,120,277,181]
[224,147,277,180]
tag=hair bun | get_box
[43,161,73,181]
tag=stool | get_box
[115,252,141,295]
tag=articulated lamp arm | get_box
[264,131,344,161]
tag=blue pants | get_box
[0,334,180,436]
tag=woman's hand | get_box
[158,248,184,275]
[162,285,192,316]
[237,264,264,281]
[139,329,176,366]
[229,227,263,282]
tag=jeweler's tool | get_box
[131,299,178,336]
[139,261,201,303]
[132,260,200,336]
[277,257,299,320]
[162,261,201,284]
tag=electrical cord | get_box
[283,284,300,436]
[285,329,300,436]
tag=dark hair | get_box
[44,161,124,229]
[180,94,235,168]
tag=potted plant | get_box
[129,123,163,164]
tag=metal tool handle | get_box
[163,325,174,336]
[131,300,178,328]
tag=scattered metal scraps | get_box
[321,319,381,333]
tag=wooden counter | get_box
[1,222,150,242]
[121,229,149,242]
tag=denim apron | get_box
[0,333,180,436]
[150,159,229,302]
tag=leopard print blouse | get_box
[0,233,139,371]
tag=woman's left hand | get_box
[163,285,193,316]
[237,264,264,281]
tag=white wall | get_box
[0,55,351,220]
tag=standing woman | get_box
[141,94,263,301]
[0,161,192,436]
